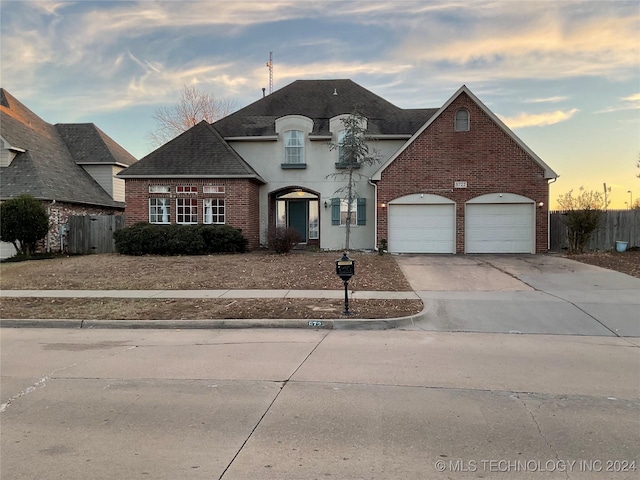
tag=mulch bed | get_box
[564,250,640,278]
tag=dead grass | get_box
[0,251,418,320]
[0,251,410,291]
[0,297,424,320]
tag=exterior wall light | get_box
[538,202,544,208]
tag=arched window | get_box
[455,109,470,131]
[284,130,304,164]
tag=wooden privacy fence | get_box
[549,209,639,252]
[67,215,124,254]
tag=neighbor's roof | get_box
[117,120,266,182]
[0,88,131,207]
[56,123,136,167]
[213,79,438,137]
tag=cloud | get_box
[596,93,640,113]
[526,96,567,104]
[393,1,640,82]
[500,109,579,128]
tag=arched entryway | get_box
[271,188,320,245]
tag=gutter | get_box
[368,178,378,252]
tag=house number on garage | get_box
[454,181,468,189]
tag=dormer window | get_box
[455,109,470,131]
[337,130,345,164]
[282,130,306,169]
[284,130,304,163]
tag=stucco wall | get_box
[228,129,405,250]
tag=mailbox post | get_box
[336,252,355,315]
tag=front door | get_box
[288,200,307,242]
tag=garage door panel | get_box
[389,204,455,254]
[466,203,534,254]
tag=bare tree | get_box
[327,110,382,250]
[147,85,235,147]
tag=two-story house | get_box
[0,88,137,257]
[118,80,557,254]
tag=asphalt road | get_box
[1,328,638,479]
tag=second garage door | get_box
[465,203,534,253]
[388,203,455,253]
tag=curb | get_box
[1,309,427,331]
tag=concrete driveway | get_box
[394,254,640,337]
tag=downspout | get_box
[547,177,558,251]
[47,199,56,253]
[368,178,378,252]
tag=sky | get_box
[1,0,638,209]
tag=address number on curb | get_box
[308,321,324,327]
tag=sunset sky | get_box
[2,0,638,208]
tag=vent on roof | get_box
[333,89,338,96]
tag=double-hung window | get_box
[176,198,198,224]
[149,198,170,224]
[284,130,304,164]
[331,198,366,226]
[203,198,225,224]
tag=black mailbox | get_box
[336,252,355,280]
[335,252,355,315]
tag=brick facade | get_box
[376,92,550,253]
[124,179,261,250]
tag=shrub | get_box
[113,223,248,255]
[557,187,608,253]
[198,225,248,253]
[164,225,205,255]
[268,227,300,254]
[0,194,49,257]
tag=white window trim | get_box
[176,198,198,224]
[284,130,304,164]
[203,185,225,194]
[176,185,198,194]
[149,198,170,224]
[203,198,225,225]
[340,199,357,227]
[149,185,170,193]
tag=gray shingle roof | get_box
[56,123,136,167]
[117,120,265,182]
[213,79,438,137]
[0,88,132,208]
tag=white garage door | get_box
[389,204,455,253]
[466,203,534,253]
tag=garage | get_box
[388,194,455,253]
[465,194,535,254]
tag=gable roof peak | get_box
[372,84,558,180]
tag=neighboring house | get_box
[118,80,557,253]
[0,88,137,256]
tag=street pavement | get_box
[1,328,638,479]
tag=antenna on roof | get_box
[266,51,273,95]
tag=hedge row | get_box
[114,223,248,255]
